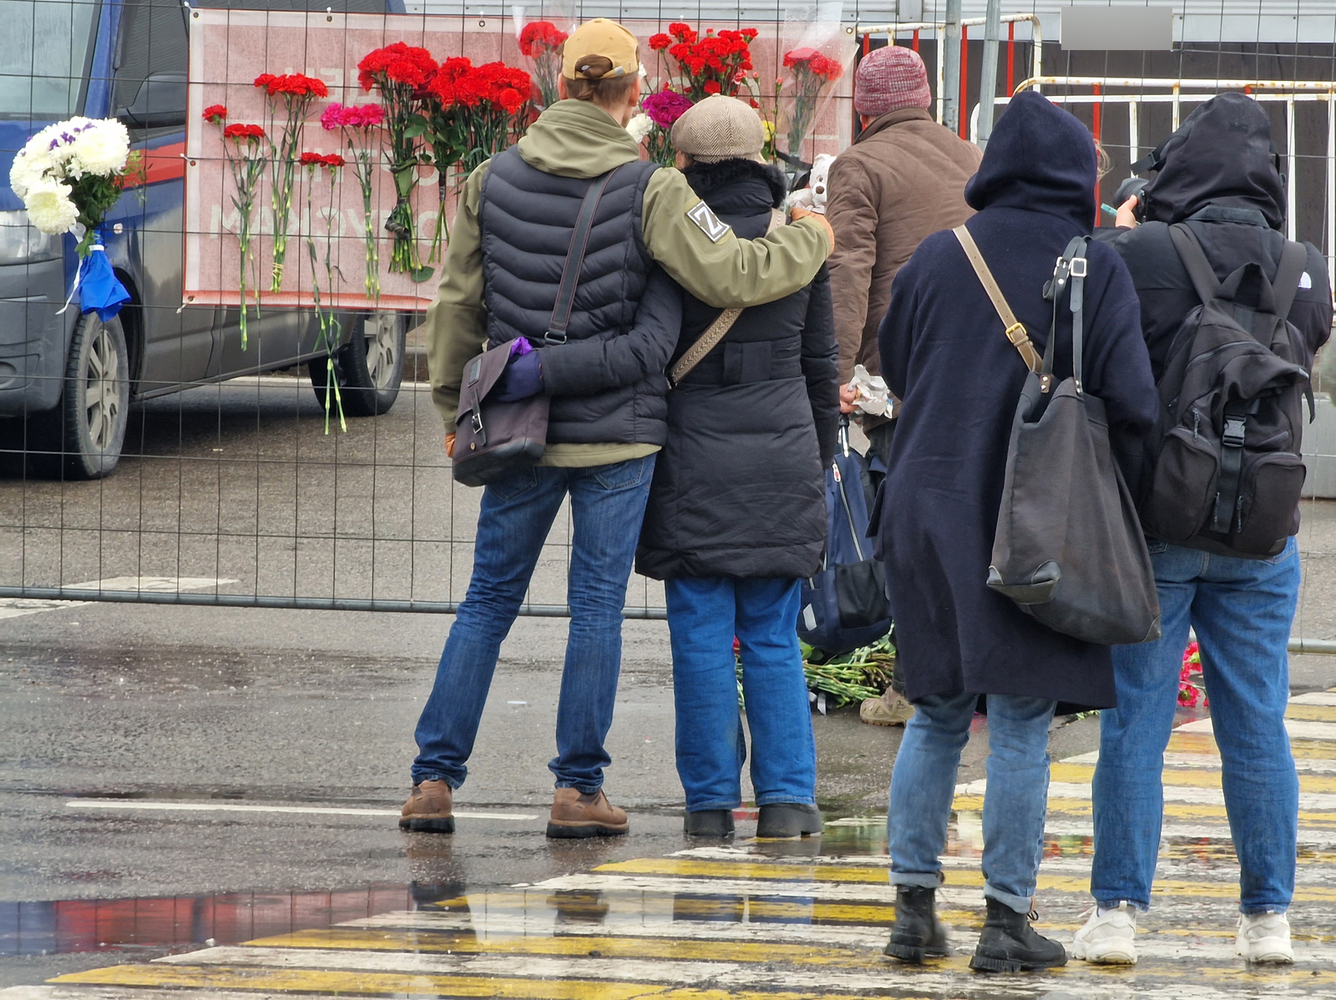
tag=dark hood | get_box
[964,90,1097,232]
[684,158,786,217]
[1139,92,1285,230]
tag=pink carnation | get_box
[320,102,384,130]
[641,88,694,129]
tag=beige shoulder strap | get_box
[669,208,786,388]
[952,225,1043,374]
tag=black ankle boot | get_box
[755,803,822,838]
[884,886,950,963]
[684,809,734,837]
[969,898,1068,973]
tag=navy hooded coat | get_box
[875,92,1159,707]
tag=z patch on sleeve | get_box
[687,201,732,243]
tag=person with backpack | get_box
[1076,92,1332,966]
[635,96,839,840]
[405,18,834,841]
[875,91,1158,973]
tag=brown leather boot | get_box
[399,779,454,833]
[546,787,629,839]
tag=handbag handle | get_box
[953,226,1045,377]
[1043,236,1089,394]
[544,167,621,346]
[668,208,786,387]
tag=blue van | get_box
[0,0,410,479]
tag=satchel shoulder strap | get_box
[545,166,621,346]
[952,225,1044,375]
[668,207,785,388]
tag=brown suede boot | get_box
[399,779,454,833]
[546,787,629,839]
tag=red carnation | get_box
[648,33,671,51]
[202,104,227,123]
[222,123,265,141]
[703,80,721,95]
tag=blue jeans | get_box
[665,577,816,811]
[1092,537,1300,915]
[889,691,1057,913]
[411,455,656,793]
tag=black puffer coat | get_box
[636,160,840,580]
[479,145,668,446]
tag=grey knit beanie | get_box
[671,95,765,163]
[855,45,932,118]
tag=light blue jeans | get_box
[665,577,817,811]
[1092,537,1300,915]
[888,691,1057,913]
[412,455,655,793]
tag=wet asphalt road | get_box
[5,376,1336,994]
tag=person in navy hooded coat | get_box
[875,91,1158,971]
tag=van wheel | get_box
[309,311,406,418]
[30,314,130,479]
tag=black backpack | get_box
[1139,224,1313,557]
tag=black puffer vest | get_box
[478,146,664,445]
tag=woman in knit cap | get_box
[636,96,840,840]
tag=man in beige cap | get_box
[407,20,834,840]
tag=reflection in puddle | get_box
[0,883,459,957]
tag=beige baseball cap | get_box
[562,18,639,80]
[671,95,766,163]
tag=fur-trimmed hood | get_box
[683,158,787,220]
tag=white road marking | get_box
[957,778,1336,812]
[533,871,901,903]
[1179,716,1336,742]
[1,577,239,620]
[1293,692,1336,706]
[65,800,537,821]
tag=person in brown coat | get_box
[825,44,981,727]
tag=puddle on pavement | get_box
[0,883,461,958]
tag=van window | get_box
[111,0,188,115]
[0,0,100,120]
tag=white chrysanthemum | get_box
[24,179,79,235]
[8,150,44,199]
[626,112,653,144]
[70,119,130,176]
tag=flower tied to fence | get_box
[651,23,757,101]
[415,56,472,265]
[320,102,385,300]
[781,47,844,162]
[8,115,138,320]
[301,151,348,434]
[518,20,568,110]
[208,110,267,348]
[639,88,693,165]
[254,73,329,293]
[358,42,437,283]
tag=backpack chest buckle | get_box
[1223,414,1247,447]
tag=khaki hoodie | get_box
[424,99,831,464]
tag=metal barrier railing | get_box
[856,14,1043,137]
[994,76,1336,285]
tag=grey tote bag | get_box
[954,226,1161,646]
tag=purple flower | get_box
[641,89,693,129]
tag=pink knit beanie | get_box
[854,45,932,118]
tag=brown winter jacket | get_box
[826,107,983,385]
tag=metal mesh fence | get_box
[1,0,1334,646]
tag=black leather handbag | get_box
[452,167,618,488]
[955,226,1161,646]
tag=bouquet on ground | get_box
[254,72,329,292]
[517,19,568,110]
[780,47,845,163]
[300,151,348,434]
[358,42,438,282]
[637,88,692,165]
[9,116,139,320]
[320,102,385,299]
[203,106,266,347]
[648,22,757,101]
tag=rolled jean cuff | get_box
[888,871,944,889]
[687,799,742,812]
[984,884,1034,914]
[1241,903,1290,916]
[555,781,603,795]
[1095,897,1149,914]
[755,794,816,807]
[410,770,460,789]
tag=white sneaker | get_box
[1071,902,1137,964]
[1236,911,1294,964]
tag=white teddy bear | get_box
[787,153,836,214]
